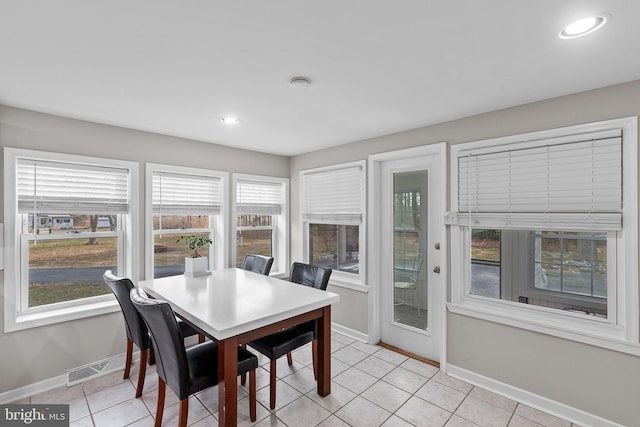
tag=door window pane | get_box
[393,170,427,330]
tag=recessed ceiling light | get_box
[290,76,312,89]
[220,117,240,125]
[559,16,607,39]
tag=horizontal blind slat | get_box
[153,172,221,215]
[458,137,621,218]
[17,160,130,214]
[236,179,283,215]
[302,165,363,215]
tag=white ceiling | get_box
[2,1,640,156]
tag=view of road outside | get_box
[28,214,118,307]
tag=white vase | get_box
[184,256,209,277]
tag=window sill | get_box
[328,278,369,293]
[5,299,121,333]
[447,299,640,357]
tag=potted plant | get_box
[176,235,212,276]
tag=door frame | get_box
[367,143,448,368]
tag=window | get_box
[145,164,227,279]
[395,188,423,270]
[4,148,138,331]
[470,229,609,315]
[232,174,288,275]
[449,117,638,350]
[301,161,366,285]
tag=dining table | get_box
[138,268,340,426]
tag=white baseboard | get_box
[446,364,624,427]
[332,322,369,343]
[0,351,135,404]
[0,375,66,404]
[2,326,364,405]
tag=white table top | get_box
[138,268,340,340]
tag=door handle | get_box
[433,266,440,274]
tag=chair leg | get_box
[178,398,189,427]
[312,340,318,380]
[269,359,277,409]
[286,351,293,366]
[155,377,166,427]
[149,342,156,365]
[198,334,205,344]
[123,338,133,379]
[249,370,256,421]
[240,344,247,386]
[135,348,148,398]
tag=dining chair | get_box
[241,253,274,275]
[102,270,202,398]
[393,255,424,316]
[246,262,332,409]
[130,288,258,426]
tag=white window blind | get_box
[302,164,363,222]
[152,172,221,215]
[236,179,283,215]
[17,160,130,214]
[456,129,622,231]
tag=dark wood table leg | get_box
[218,336,238,427]
[317,305,331,397]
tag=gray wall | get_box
[290,80,640,426]
[3,77,640,424]
[0,106,288,394]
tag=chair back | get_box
[409,256,424,285]
[130,288,191,400]
[103,270,150,349]
[289,262,332,290]
[242,254,274,275]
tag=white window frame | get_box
[231,174,289,276]
[522,230,610,313]
[300,160,367,289]
[3,148,139,332]
[145,163,228,279]
[448,117,640,354]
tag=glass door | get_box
[377,147,444,361]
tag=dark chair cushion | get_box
[249,325,315,360]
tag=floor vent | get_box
[66,353,128,387]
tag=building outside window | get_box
[4,148,138,331]
[233,174,288,275]
[300,161,366,285]
[146,164,227,279]
[449,117,638,350]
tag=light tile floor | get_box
[16,332,580,427]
